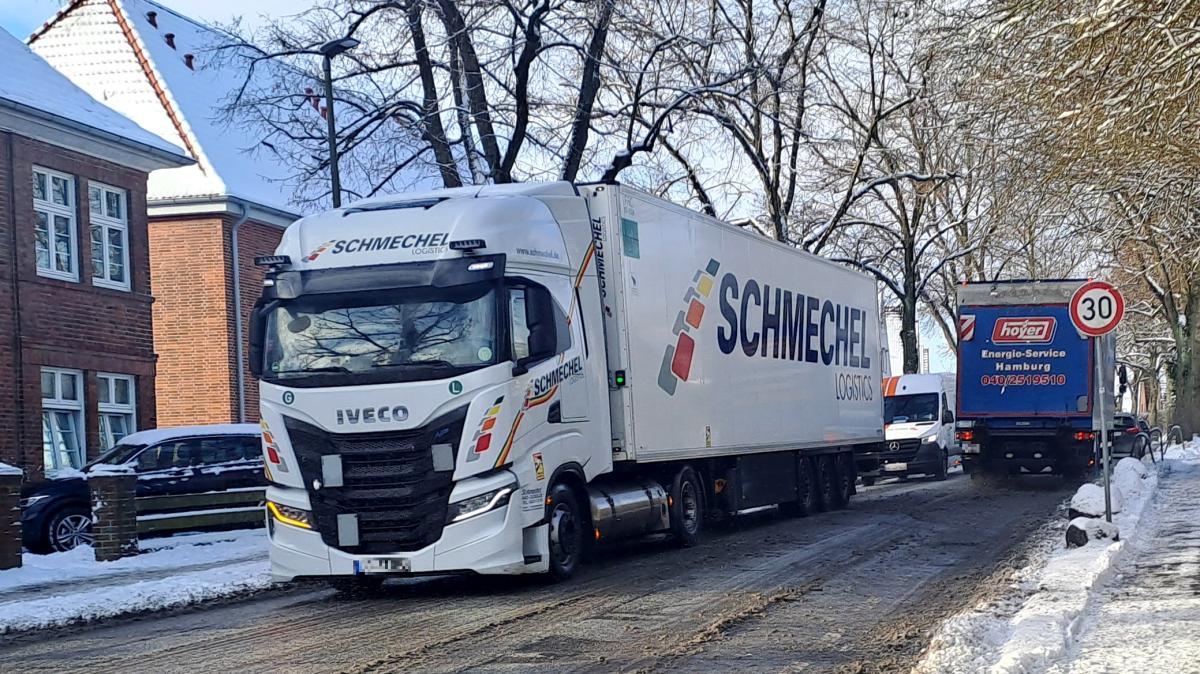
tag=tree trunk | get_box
[561,0,614,182]
[406,2,461,188]
[1172,317,1200,436]
[901,292,919,374]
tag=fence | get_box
[135,487,265,536]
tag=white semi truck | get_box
[249,182,884,587]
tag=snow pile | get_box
[0,529,271,633]
[1162,440,1200,462]
[48,467,85,481]
[1113,457,1149,497]
[1069,482,1121,517]
[0,462,22,476]
[915,459,1160,674]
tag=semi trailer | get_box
[955,280,1115,479]
[249,182,884,586]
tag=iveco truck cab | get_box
[251,182,883,588]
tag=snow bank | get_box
[0,462,21,476]
[1070,482,1122,517]
[0,560,271,633]
[915,459,1160,674]
[0,529,271,633]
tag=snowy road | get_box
[0,474,1070,673]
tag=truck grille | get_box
[283,407,467,554]
[880,439,922,461]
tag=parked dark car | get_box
[20,424,263,553]
[1111,413,1150,459]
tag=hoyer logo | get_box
[336,405,409,425]
[306,232,451,261]
[992,317,1056,344]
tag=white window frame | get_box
[41,367,85,472]
[88,182,131,291]
[32,167,78,282]
[97,373,137,451]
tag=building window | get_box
[98,373,136,451]
[88,183,130,290]
[41,368,84,471]
[32,167,78,281]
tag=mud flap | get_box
[522,523,550,572]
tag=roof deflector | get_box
[342,197,447,216]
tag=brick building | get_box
[30,0,304,427]
[0,28,190,476]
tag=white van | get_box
[855,373,958,485]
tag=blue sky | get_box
[0,0,288,40]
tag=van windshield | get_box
[261,282,500,385]
[884,393,939,424]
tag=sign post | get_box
[1069,281,1125,523]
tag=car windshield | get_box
[84,441,147,468]
[262,282,500,383]
[884,393,939,424]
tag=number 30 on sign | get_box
[1069,280,1124,337]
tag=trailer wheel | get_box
[780,457,817,517]
[669,466,704,547]
[815,455,837,511]
[834,453,854,507]
[546,483,585,581]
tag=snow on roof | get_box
[0,27,188,162]
[29,0,307,218]
[120,423,260,446]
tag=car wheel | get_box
[933,450,949,481]
[547,482,586,580]
[48,505,93,552]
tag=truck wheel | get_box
[833,453,854,507]
[815,455,837,511]
[547,483,586,580]
[327,576,385,596]
[669,466,704,547]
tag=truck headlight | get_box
[267,501,313,529]
[922,435,939,444]
[447,485,515,524]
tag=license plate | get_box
[357,558,410,574]
[883,462,908,472]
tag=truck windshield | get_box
[261,282,500,384]
[884,393,939,424]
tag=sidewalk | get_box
[1048,449,1200,673]
[0,529,272,634]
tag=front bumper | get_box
[266,485,546,581]
[855,441,942,477]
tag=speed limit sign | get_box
[1070,280,1124,337]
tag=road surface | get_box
[0,473,1070,673]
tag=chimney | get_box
[164,33,176,49]
[146,11,157,27]
[184,53,195,70]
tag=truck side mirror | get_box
[944,411,954,424]
[247,300,272,379]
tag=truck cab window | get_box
[510,288,530,360]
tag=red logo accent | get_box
[959,315,976,341]
[992,317,1056,344]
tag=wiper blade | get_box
[272,366,353,375]
[372,359,456,369]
